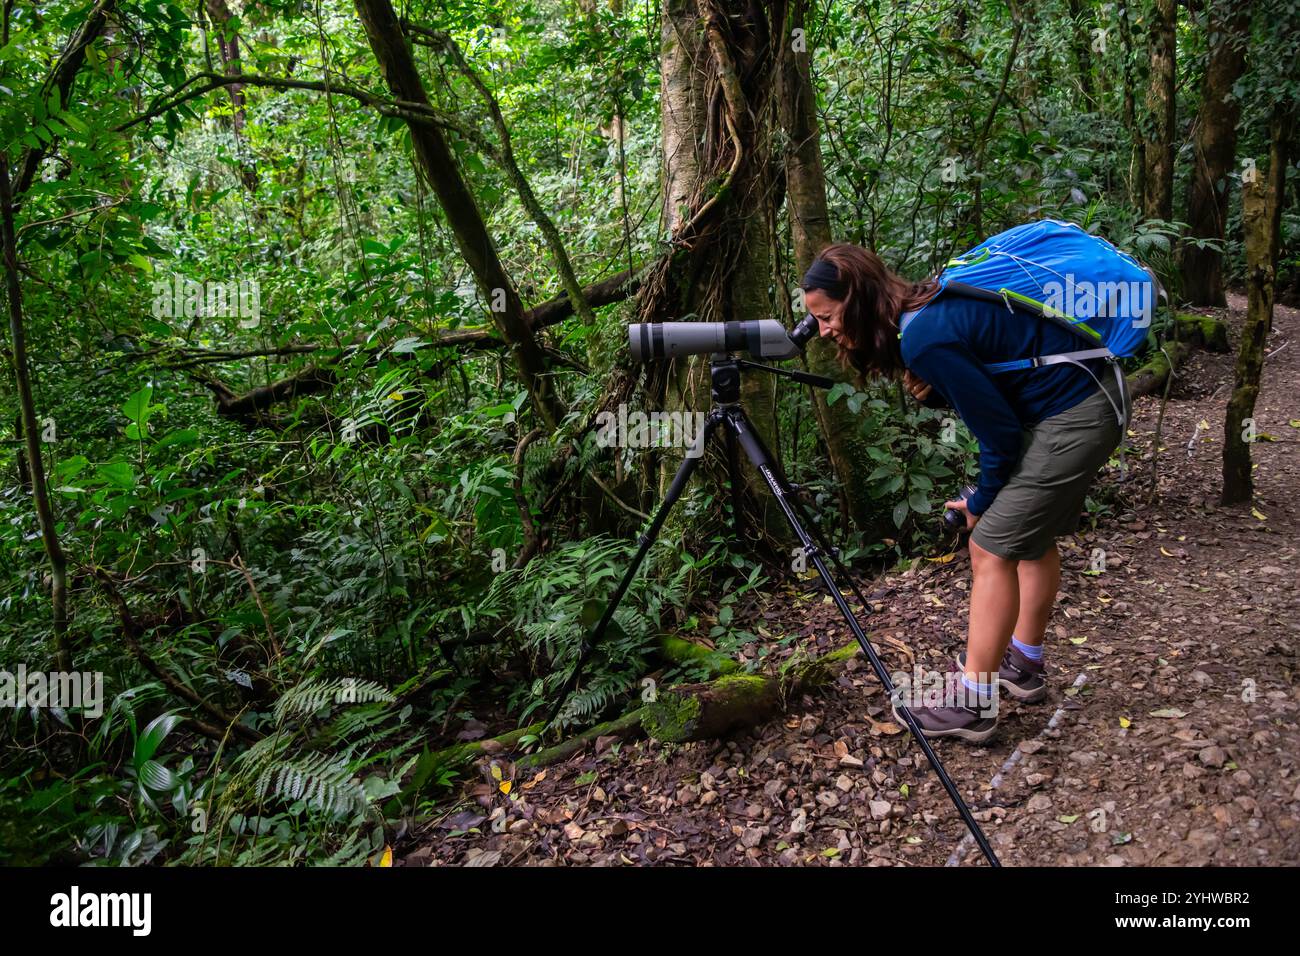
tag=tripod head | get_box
[709,356,834,404]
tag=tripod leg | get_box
[758,428,882,622]
[542,409,724,731]
[724,421,747,541]
[723,408,1001,867]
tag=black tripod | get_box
[546,354,1000,866]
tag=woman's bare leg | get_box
[1011,542,1060,646]
[964,538,1019,682]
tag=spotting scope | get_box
[629,314,819,362]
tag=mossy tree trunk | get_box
[778,0,880,535]
[1142,0,1177,222]
[1222,107,1292,504]
[1182,0,1250,305]
[642,0,790,547]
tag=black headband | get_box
[802,258,846,299]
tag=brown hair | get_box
[802,243,939,382]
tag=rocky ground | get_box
[403,293,1300,867]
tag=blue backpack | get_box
[899,219,1161,428]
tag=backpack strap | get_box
[984,347,1113,374]
[902,283,1130,430]
[988,349,1129,430]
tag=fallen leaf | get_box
[865,715,904,736]
[563,822,585,840]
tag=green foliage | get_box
[1,0,1295,868]
[826,380,974,550]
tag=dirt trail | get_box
[406,294,1300,867]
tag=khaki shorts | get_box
[970,369,1127,561]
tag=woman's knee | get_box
[970,537,1018,577]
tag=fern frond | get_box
[274,678,395,721]
[257,751,367,816]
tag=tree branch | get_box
[118,70,495,155]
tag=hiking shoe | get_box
[957,645,1047,703]
[890,662,999,744]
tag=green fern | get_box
[274,678,395,721]
[256,751,368,817]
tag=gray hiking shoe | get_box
[890,661,999,744]
[957,645,1047,703]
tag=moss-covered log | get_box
[643,643,861,742]
[424,642,863,781]
[1123,314,1228,400]
[1126,340,1191,398]
[427,721,545,772]
[515,708,647,771]
[1173,312,1230,352]
[657,634,739,677]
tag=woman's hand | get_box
[943,497,979,531]
[903,369,932,402]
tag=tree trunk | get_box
[1182,0,1250,305]
[644,0,789,545]
[203,0,259,193]
[0,157,71,670]
[352,0,567,431]
[1142,0,1177,221]
[0,0,119,669]
[1119,0,1144,207]
[778,0,879,534]
[1222,107,1291,504]
[403,24,597,341]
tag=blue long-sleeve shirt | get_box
[900,293,1108,515]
